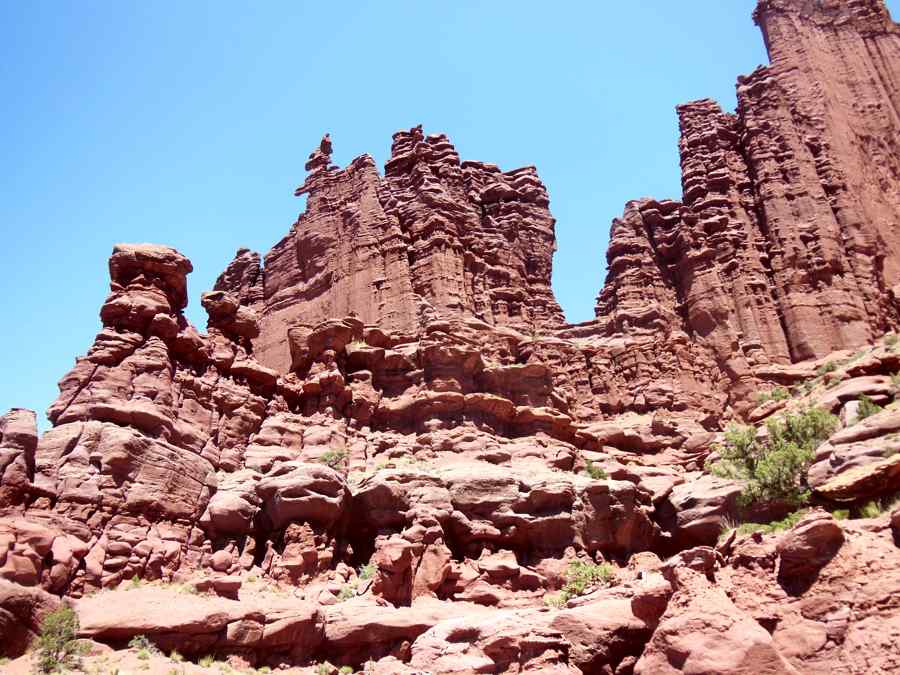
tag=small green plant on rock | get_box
[859,500,882,518]
[345,339,367,352]
[547,560,615,606]
[756,386,791,404]
[708,407,837,509]
[199,655,215,668]
[128,634,157,653]
[358,562,375,581]
[583,459,607,480]
[719,509,808,539]
[320,448,348,470]
[817,361,838,377]
[35,606,81,673]
[856,395,883,423]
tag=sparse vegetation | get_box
[345,340,367,352]
[35,606,81,673]
[817,361,838,376]
[170,649,184,662]
[891,372,900,391]
[129,634,158,654]
[546,560,616,606]
[832,509,850,520]
[337,583,356,601]
[316,663,335,675]
[856,395,883,422]
[320,448,348,470]
[886,333,899,348]
[128,574,142,589]
[708,407,838,508]
[340,667,354,674]
[859,500,882,518]
[719,509,808,540]
[199,655,215,668]
[358,562,375,581]
[583,459,608,480]
[756,386,791,404]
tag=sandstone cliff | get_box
[3,2,900,674]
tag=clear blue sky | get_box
[2,0,896,429]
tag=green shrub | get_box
[583,459,607,480]
[856,395,883,423]
[817,361,838,376]
[340,667,354,674]
[35,606,81,673]
[358,562,375,580]
[709,407,837,508]
[551,560,616,605]
[199,655,215,668]
[320,448,348,470]
[891,372,900,391]
[832,509,850,520]
[721,509,808,538]
[345,340,367,352]
[756,386,790,404]
[128,634,158,654]
[337,584,356,601]
[859,501,882,518]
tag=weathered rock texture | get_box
[591,0,900,414]
[3,1,900,674]
[231,128,564,373]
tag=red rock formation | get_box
[4,1,900,673]
[220,127,564,373]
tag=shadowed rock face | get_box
[3,2,900,674]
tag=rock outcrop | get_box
[3,1,900,673]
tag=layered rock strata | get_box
[2,1,900,673]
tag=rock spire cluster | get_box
[2,1,900,673]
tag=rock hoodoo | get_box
[3,1,900,674]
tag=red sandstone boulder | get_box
[633,568,799,674]
[776,510,844,582]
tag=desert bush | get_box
[358,562,375,580]
[583,459,607,480]
[856,395,883,423]
[35,606,81,673]
[817,361,838,376]
[756,386,790,404]
[128,634,157,653]
[719,509,808,539]
[709,407,837,508]
[320,448,348,470]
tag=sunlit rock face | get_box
[3,2,900,673]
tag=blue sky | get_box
[2,0,896,428]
